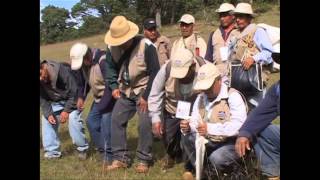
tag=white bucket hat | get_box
[215,3,235,13]
[233,3,256,17]
[70,42,88,70]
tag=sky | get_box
[40,0,80,11]
[40,0,98,27]
[40,0,81,23]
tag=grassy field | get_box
[40,5,279,180]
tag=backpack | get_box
[257,23,280,49]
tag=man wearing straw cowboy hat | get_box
[229,2,274,107]
[180,63,247,180]
[171,14,207,58]
[104,15,160,173]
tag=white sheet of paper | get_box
[220,46,229,62]
[176,101,191,119]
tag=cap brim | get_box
[170,67,189,79]
[216,9,233,13]
[232,11,257,17]
[193,77,215,91]
[104,21,139,46]
[144,24,157,29]
[71,58,83,70]
[178,20,194,24]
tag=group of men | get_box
[40,2,280,180]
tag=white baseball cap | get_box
[70,43,88,70]
[179,14,195,24]
[193,63,221,90]
[170,48,194,79]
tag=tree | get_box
[40,5,71,44]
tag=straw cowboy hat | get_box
[232,3,257,17]
[215,3,235,13]
[104,16,139,46]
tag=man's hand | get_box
[180,120,190,134]
[112,89,121,99]
[60,111,69,124]
[138,97,148,113]
[152,122,163,138]
[235,137,251,157]
[242,57,255,70]
[48,115,56,125]
[77,98,84,111]
[197,122,207,137]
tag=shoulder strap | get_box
[228,87,249,113]
[165,61,171,81]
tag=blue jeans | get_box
[254,125,280,177]
[181,133,240,172]
[41,101,89,157]
[86,102,112,162]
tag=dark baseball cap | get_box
[143,18,157,29]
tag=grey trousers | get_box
[111,95,153,165]
[162,111,182,159]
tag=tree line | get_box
[40,0,278,45]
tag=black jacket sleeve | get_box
[59,65,78,113]
[96,59,115,113]
[238,81,280,140]
[142,44,160,100]
[40,85,54,119]
[105,48,120,91]
[72,69,90,100]
[204,31,214,62]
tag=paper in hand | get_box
[176,100,191,120]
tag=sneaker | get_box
[182,171,194,180]
[44,152,61,159]
[135,162,149,173]
[78,150,87,160]
[104,160,128,172]
[268,177,280,180]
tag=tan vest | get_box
[212,28,240,76]
[171,33,207,58]
[117,38,150,98]
[212,28,239,63]
[232,24,270,83]
[87,56,106,103]
[155,35,171,67]
[164,62,201,114]
[232,24,259,61]
[198,88,248,142]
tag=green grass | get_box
[40,5,279,180]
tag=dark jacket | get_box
[40,60,78,119]
[73,48,115,113]
[238,81,280,140]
